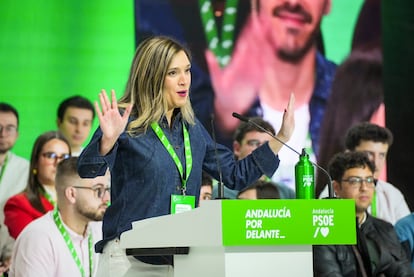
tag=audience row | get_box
[0,41,413,275]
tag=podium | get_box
[120,199,356,277]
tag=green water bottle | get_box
[295,148,315,199]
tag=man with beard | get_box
[9,157,110,277]
[135,0,336,190]
[206,0,336,189]
[0,103,29,223]
[313,151,413,276]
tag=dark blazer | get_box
[313,213,414,277]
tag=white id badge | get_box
[170,194,195,214]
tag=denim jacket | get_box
[78,112,279,253]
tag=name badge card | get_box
[171,194,195,214]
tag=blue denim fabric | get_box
[395,213,414,268]
[309,52,337,157]
[78,114,279,253]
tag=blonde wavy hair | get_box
[118,36,195,135]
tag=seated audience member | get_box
[57,95,95,156]
[313,151,413,276]
[316,49,384,196]
[319,122,410,224]
[0,223,14,275]
[4,131,70,238]
[395,213,414,268]
[198,171,213,206]
[9,157,110,276]
[237,180,280,200]
[213,117,295,199]
[0,103,29,223]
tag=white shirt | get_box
[262,103,314,191]
[319,179,410,225]
[71,147,84,157]
[9,211,103,277]
[0,151,29,224]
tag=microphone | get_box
[210,114,225,199]
[232,112,334,199]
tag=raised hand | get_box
[277,93,295,142]
[269,93,295,155]
[95,89,132,155]
[205,7,276,134]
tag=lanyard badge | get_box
[53,209,93,277]
[170,194,195,214]
[199,0,239,67]
[151,122,195,214]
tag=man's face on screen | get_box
[258,0,331,62]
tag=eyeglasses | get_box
[246,139,265,148]
[341,176,376,189]
[0,125,17,136]
[41,152,71,162]
[73,185,110,199]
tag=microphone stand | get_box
[210,114,225,199]
[232,112,334,199]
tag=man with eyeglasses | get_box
[0,103,29,223]
[9,157,110,277]
[320,122,410,225]
[212,117,294,199]
[345,122,410,225]
[313,151,413,276]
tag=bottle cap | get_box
[301,148,309,158]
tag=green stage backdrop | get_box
[0,0,135,158]
[1,0,361,159]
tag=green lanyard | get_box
[198,0,239,67]
[42,189,56,208]
[371,189,377,217]
[151,122,192,194]
[53,209,93,277]
[0,154,8,184]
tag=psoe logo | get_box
[312,215,334,238]
[302,175,313,187]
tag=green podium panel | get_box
[121,199,356,277]
[222,199,356,246]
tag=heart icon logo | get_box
[320,227,330,237]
